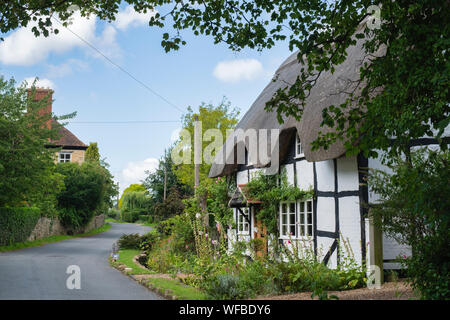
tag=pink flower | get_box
[185,245,189,249]
[288,240,291,244]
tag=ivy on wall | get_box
[0,207,41,245]
[246,171,314,235]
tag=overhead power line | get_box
[51,16,185,114]
[67,120,180,124]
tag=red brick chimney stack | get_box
[27,88,53,130]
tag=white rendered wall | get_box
[316,197,335,232]
[315,160,334,191]
[337,156,359,191]
[296,160,314,191]
[236,170,248,185]
[338,196,363,266]
[282,163,295,185]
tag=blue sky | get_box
[0,6,292,193]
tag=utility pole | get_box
[117,182,120,218]
[163,164,167,201]
[194,115,201,188]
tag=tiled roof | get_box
[50,120,88,149]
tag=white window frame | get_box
[58,152,72,163]
[237,207,250,235]
[279,199,314,240]
[295,133,304,158]
[297,199,314,238]
[279,201,297,239]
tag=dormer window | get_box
[295,134,304,158]
[58,152,72,163]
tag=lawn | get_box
[109,248,207,299]
[143,277,207,300]
[0,223,112,253]
[111,249,153,275]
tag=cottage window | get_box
[298,199,313,237]
[280,201,296,238]
[59,152,72,163]
[237,207,250,234]
[295,134,304,158]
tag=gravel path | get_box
[0,222,162,300]
[257,281,418,300]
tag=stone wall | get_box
[27,214,105,241]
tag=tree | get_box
[0,76,69,209]
[84,141,118,215]
[6,1,447,160]
[118,184,148,210]
[173,98,239,186]
[153,186,185,221]
[143,147,193,204]
[85,142,100,163]
[120,190,153,222]
[369,149,450,299]
[55,162,109,231]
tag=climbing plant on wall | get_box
[246,171,314,235]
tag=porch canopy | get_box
[228,184,263,208]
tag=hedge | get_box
[0,207,41,246]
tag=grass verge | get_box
[109,248,207,299]
[110,249,153,275]
[143,277,207,300]
[0,223,112,253]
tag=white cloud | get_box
[0,5,153,67]
[114,5,156,30]
[119,157,159,192]
[46,59,89,78]
[23,77,55,89]
[0,12,97,66]
[213,59,264,83]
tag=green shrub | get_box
[121,208,140,223]
[56,162,109,231]
[146,237,185,273]
[153,187,185,220]
[369,149,450,299]
[139,230,161,254]
[118,233,143,249]
[239,260,276,297]
[106,209,119,219]
[0,207,41,245]
[204,274,249,300]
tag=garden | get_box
[112,174,368,300]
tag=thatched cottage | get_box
[208,36,448,271]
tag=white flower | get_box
[195,213,201,219]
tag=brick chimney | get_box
[27,88,53,130]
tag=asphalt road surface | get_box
[0,222,162,300]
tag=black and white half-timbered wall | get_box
[208,34,449,271]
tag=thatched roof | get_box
[209,31,383,178]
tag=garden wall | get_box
[27,214,105,241]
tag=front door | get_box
[253,210,268,258]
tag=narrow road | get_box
[0,222,161,300]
